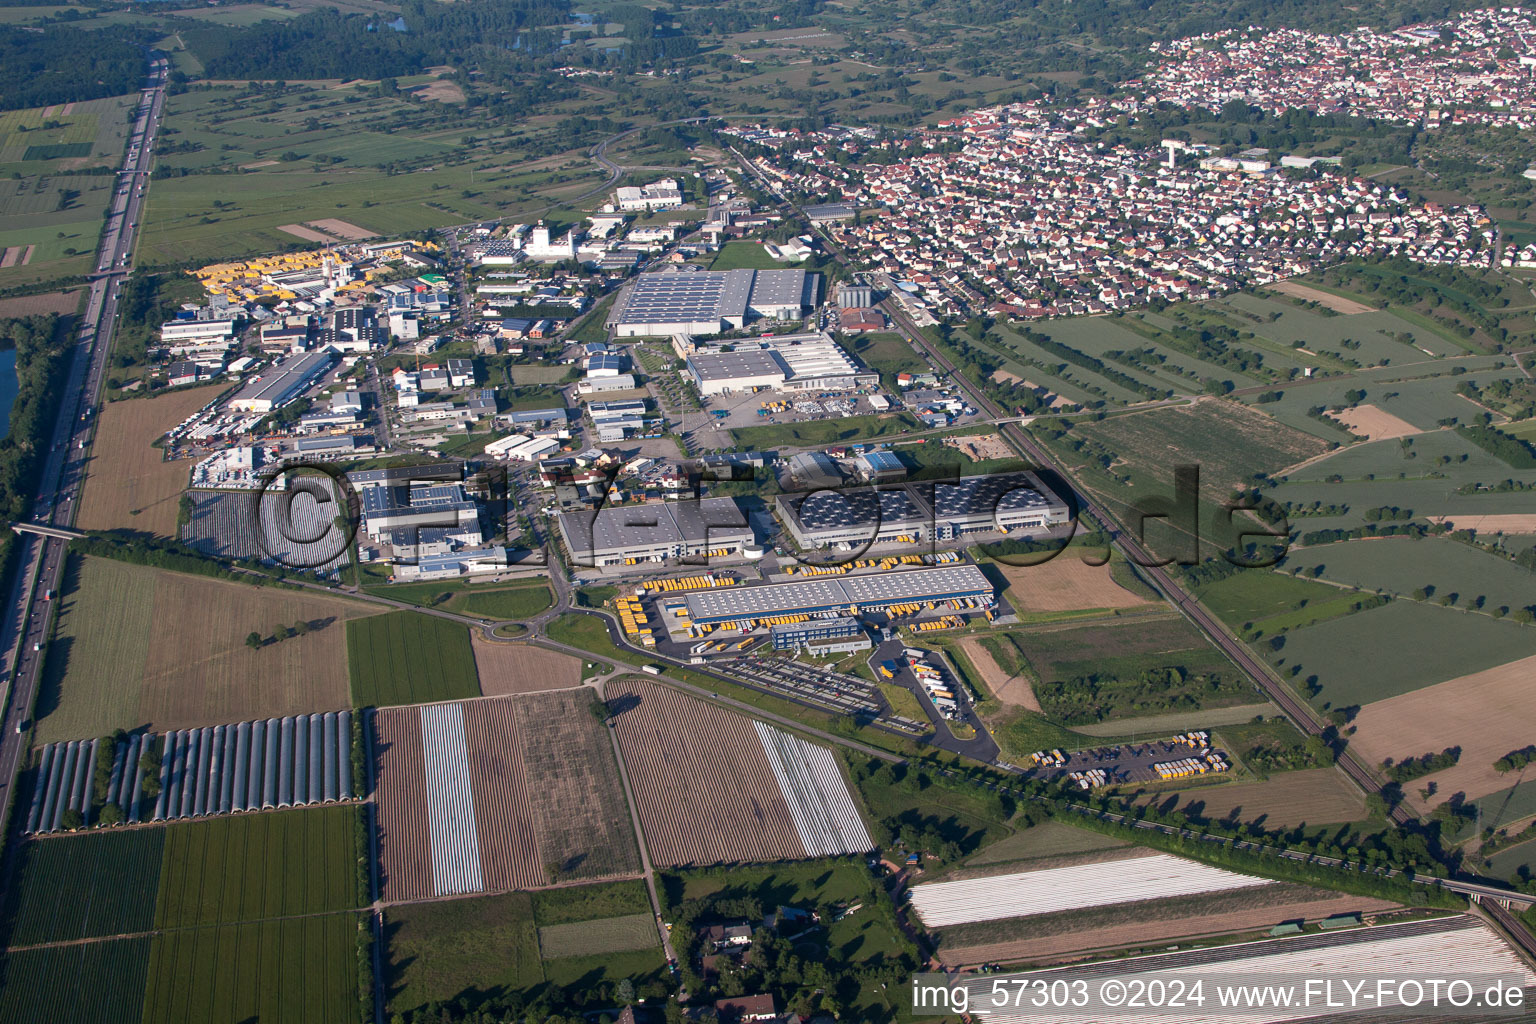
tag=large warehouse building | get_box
[682,564,994,626]
[686,332,878,396]
[558,497,754,568]
[611,268,820,338]
[228,349,337,413]
[776,471,1070,549]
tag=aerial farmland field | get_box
[346,610,480,707]
[1298,537,1536,614]
[141,912,362,1024]
[1,828,164,946]
[384,891,542,1015]
[1135,767,1368,826]
[76,384,226,536]
[509,689,640,881]
[608,678,825,867]
[155,806,363,929]
[470,638,582,694]
[383,879,660,1017]
[993,613,1252,726]
[1273,599,1536,708]
[0,937,151,1024]
[35,556,376,743]
[374,692,637,900]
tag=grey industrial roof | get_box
[781,488,924,534]
[230,349,335,407]
[689,349,787,382]
[559,497,750,555]
[748,268,811,309]
[926,472,1062,520]
[685,564,992,620]
[616,270,742,326]
[615,268,815,326]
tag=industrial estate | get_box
[0,2,1535,1023]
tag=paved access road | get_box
[0,55,169,866]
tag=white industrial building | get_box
[611,268,820,338]
[686,332,877,396]
[227,349,337,413]
[161,318,236,343]
[614,178,683,212]
[484,433,560,462]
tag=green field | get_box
[156,806,363,929]
[32,556,155,741]
[708,240,783,270]
[135,82,611,268]
[1296,537,1536,615]
[0,95,137,286]
[2,829,164,946]
[962,819,1128,868]
[730,411,921,447]
[1196,571,1359,630]
[142,912,361,1024]
[386,891,541,1015]
[847,331,924,390]
[1216,717,1328,776]
[544,613,646,667]
[537,912,658,959]
[346,610,481,706]
[1004,615,1251,726]
[531,879,651,926]
[1037,398,1330,561]
[386,879,660,1015]
[1275,599,1536,708]
[541,946,666,987]
[365,579,553,620]
[0,937,151,1024]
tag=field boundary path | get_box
[597,677,678,966]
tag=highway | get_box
[0,55,169,859]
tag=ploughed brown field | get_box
[461,698,544,893]
[78,384,225,536]
[374,706,433,902]
[373,692,638,902]
[1350,653,1536,811]
[1134,768,1366,826]
[958,636,1040,711]
[607,678,804,867]
[471,638,582,694]
[992,555,1152,614]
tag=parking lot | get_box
[719,654,884,719]
[701,386,898,432]
[1020,735,1231,788]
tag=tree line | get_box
[0,25,149,112]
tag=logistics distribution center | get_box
[610,268,820,337]
[776,471,1070,549]
[680,563,995,627]
[557,497,755,567]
